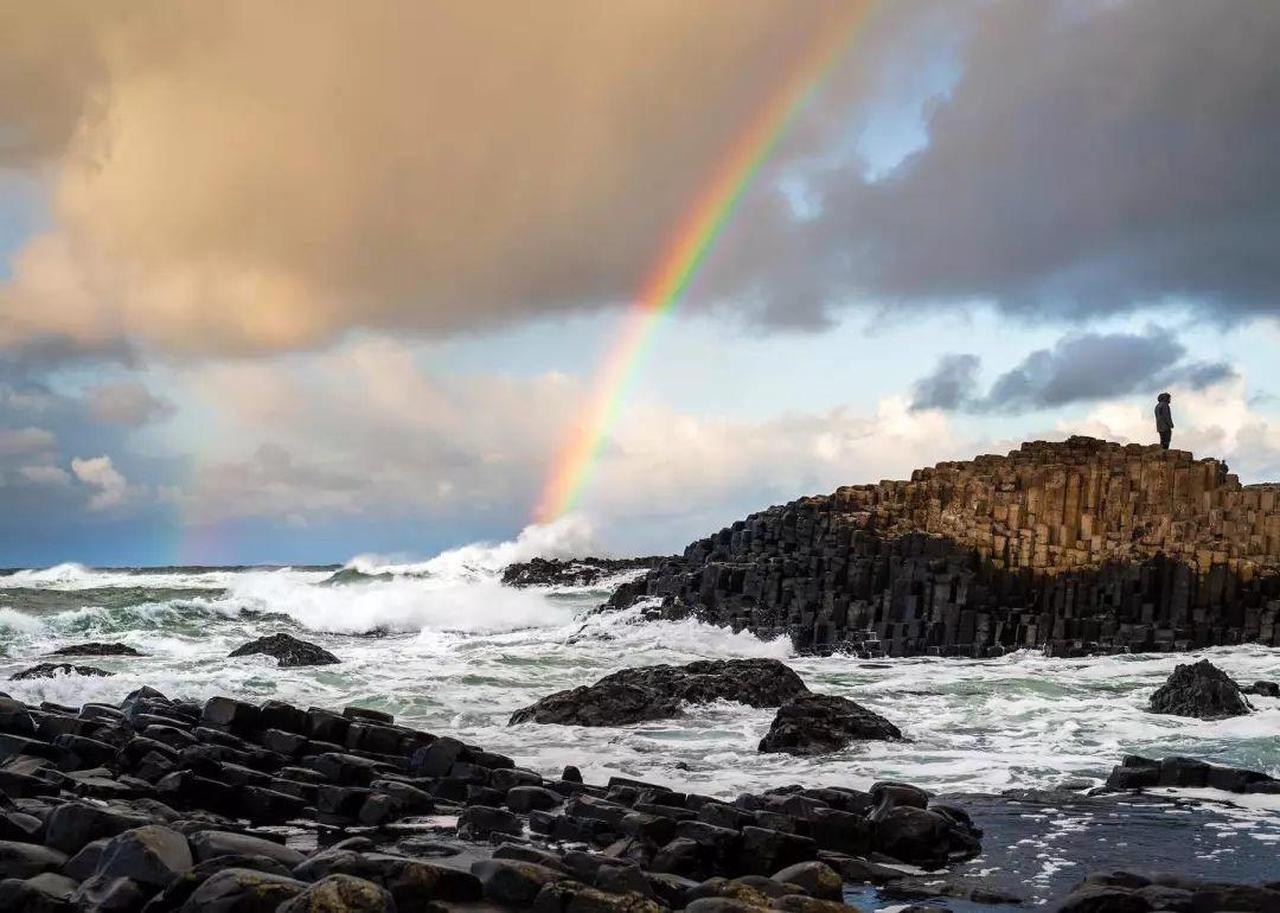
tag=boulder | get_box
[72,874,149,912]
[9,663,113,681]
[93,825,192,887]
[471,859,567,906]
[1147,660,1251,719]
[50,643,143,657]
[758,695,902,755]
[510,659,810,726]
[771,861,842,900]
[277,874,395,912]
[0,841,69,878]
[0,876,74,913]
[188,830,305,868]
[177,866,306,911]
[1242,680,1280,698]
[227,634,340,668]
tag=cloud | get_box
[910,354,980,412]
[18,464,70,486]
[173,337,964,553]
[0,426,56,455]
[710,0,1280,328]
[71,455,129,510]
[0,0,861,353]
[911,328,1237,413]
[85,381,173,426]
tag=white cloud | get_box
[18,464,70,486]
[85,381,173,426]
[173,338,967,551]
[71,455,129,510]
[0,426,56,456]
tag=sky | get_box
[1,0,1278,567]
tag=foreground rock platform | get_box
[608,437,1280,657]
[0,686,980,911]
[509,659,810,726]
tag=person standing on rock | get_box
[1155,392,1174,450]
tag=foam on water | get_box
[1,523,1278,807]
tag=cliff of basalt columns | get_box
[607,436,1280,657]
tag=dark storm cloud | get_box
[712,0,1280,328]
[910,354,981,411]
[912,328,1237,413]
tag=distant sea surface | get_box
[1,534,1277,899]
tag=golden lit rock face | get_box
[613,437,1280,657]
[837,436,1280,578]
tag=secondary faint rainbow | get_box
[535,5,872,523]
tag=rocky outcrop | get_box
[1147,660,1251,719]
[502,556,666,588]
[757,695,902,755]
[0,686,978,911]
[608,437,1280,657]
[50,642,143,657]
[509,659,810,726]
[1056,871,1280,913]
[1104,755,1279,793]
[1242,680,1279,697]
[227,633,340,668]
[8,663,113,681]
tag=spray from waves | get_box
[345,515,599,581]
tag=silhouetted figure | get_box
[1155,392,1174,450]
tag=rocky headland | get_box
[607,437,1280,656]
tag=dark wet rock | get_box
[72,873,149,912]
[227,633,340,668]
[9,663,114,681]
[93,824,192,888]
[0,876,74,913]
[873,807,980,867]
[188,830,304,868]
[277,874,396,912]
[44,803,152,854]
[1104,754,1277,794]
[472,858,568,905]
[1051,871,1280,913]
[1148,659,1251,719]
[0,696,36,736]
[0,840,69,878]
[144,854,293,911]
[534,879,666,913]
[50,642,143,657]
[501,556,664,588]
[1242,680,1280,697]
[178,866,306,911]
[758,695,902,755]
[510,659,810,726]
[772,861,843,900]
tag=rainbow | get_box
[535,5,872,523]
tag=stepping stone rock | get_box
[758,695,902,755]
[228,634,340,668]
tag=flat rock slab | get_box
[228,633,340,668]
[509,659,810,726]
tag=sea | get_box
[2,525,1278,902]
